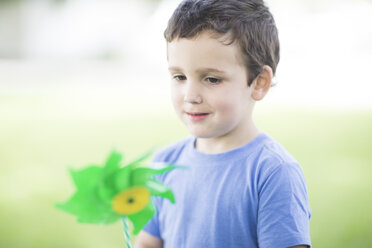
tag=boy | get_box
[135,0,311,247]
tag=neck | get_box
[195,121,260,154]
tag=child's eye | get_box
[206,77,221,84]
[173,75,187,81]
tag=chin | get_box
[188,129,214,139]
[188,129,204,137]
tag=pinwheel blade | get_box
[56,190,119,224]
[146,179,175,203]
[114,166,132,191]
[70,166,102,191]
[131,166,178,186]
[124,150,153,168]
[103,151,123,177]
[127,202,155,235]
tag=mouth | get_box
[186,112,210,122]
[187,112,209,116]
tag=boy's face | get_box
[167,31,257,144]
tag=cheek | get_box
[212,91,240,115]
[212,90,248,124]
[170,85,183,110]
[219,102,240,121]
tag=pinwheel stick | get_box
[122,217,132,248]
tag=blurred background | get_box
[0,0,371,247]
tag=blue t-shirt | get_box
[143,133,311,247]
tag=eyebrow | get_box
[168,66,226,74]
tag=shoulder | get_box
[258,135,298,166]
[254,135,307,189]
[255,134,300,171]
[152,136,194,163]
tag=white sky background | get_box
[0,0,371,112]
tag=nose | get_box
[183,81,203,104]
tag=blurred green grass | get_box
[1,95,371,247]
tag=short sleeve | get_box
[257,162,311,248]
[142,151,165,238]
[142,196,161,238]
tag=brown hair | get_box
[164,0,280,86]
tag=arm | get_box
[134,231,163,248]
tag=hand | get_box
[134,231,163,248]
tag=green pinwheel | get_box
[56,151,177,234]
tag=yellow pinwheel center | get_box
[112,186,150,215]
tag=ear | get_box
[250,65,273,101]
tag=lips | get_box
[186,112,209,122]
